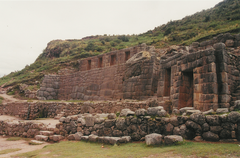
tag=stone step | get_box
[39,131,54,136]
[35,135,48,141]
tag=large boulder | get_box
[189,113,206,125]
[202,131,219,141]
[145,133,163,145]
[206,115,221,126]
[228,112,240,123]
[164,135,183,145]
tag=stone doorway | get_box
[179,71,194,109]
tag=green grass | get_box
[13,141,240,158]
[6,137,31,142]
[0,96,3,104]
[0,148,21,155]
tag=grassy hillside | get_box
[0,0,240,94]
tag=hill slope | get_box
[0,0,240,97]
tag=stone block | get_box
[164,135,183,145]
[85,116,95,127]
[145,133,163,145]
[202,131,219,141]
[216,108,229,114]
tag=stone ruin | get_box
[37,33,240,112]
[2,33,240,146]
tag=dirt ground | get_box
[0,115,59,158]
[0,136,49,158]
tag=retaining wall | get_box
[57,110,240,142]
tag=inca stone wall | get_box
[37,33,240,111]
[37,44,156,101]
[0,100,157,120]
[57,108,240,142]
[0,121,47,138]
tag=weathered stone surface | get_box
[119,136,131,143]
[85,116,95,127]
[219,129,231,139]
[113,130,123,137]
[120,109,135,117]
[135,109,147,116]
[173,127,180,135]
[190,113,206,125]
[108,113,116,119]
[35,135,48,141]
[210,126,223,134]
[67,134,75,140]
[81,136,89,141]
[104,119,116,128]
[59,117,65,122]
[52,135,64,142]
[179,107,194,114]
[30,140,44,145]
[89,134,98,142]
[157,110,167,117]
[202,131,219,141]
[186,120,202,134]
[203,109,214,115]
[170,117,179,127]
[164,123,174,135]
[206,115,221,126]
[147,106,164,115]
[145,133,163,145]
[216,108,229,114]
[202,123,210,132]
[186,110,201,115]
[172,109,180,115]
[116,118,126,130]
[164,135,183,145]
[108,137,121,145]
[228,112,240,123]
[193,136,203,142]
[74,132,83,141]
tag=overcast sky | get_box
[0,0,223,77]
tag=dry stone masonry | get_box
[56,107,240,143]
[37,33,240,112]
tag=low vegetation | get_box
[13,141,240,158]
